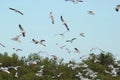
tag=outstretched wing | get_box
[60,16,64,22]
[19,24,24,31]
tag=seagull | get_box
[0,43,5,47]
[32,39,39,44]
[115,4,120,12]
[60,16,69,31]
[39,40,46,47]
[74,48,80,53]
[66,48,71,53]
[80,33,85,37]
[9,8,24,15]
[0,67,10,74]
[66,38,76,43]
[49,12,54,24]
[15,72,18,78]
[55,31,68,37]
[65,0,83,4]
[13,48,22,52]
[19,24,25,37]
[88,11,94,15]
[11,35,21,43]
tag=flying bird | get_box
[66,38,76,43]
[65,0,83,4]
[9,8,24,15]
[49,12,54,24]
[79,33,85,37]
[74,48,80,53]
[88,11,94,15]
[60,16,70,31]
[115,4,120,12]
[19,24,25,37]
[32,39,46,47]
[11,35,21,43]
[0,43,5,47]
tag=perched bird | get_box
[49,12,54,24]
[66,38,76,43]
[79,33,85,37]
[88,11,94,15]
[115,4,120,12]
[60,16,70,31]
[9,8,24,15]
[0,43,5,47]
[11,35,21,43]
[19,24,25,37]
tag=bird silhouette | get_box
[9,8,24,15]
[60,16,70,31]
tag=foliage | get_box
[0,51,120,80]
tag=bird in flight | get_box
[66,38,76,43]
[88,11,94,15]
[19,24,25,37]
[32,39,46,47]
[49,12,54,24]
[60,16,70,31]
[79,33,85,37]
[9,8,24,15]
[11,35,21,43]
[0,43,5,47]
[74,48,80,53]
[65,0,83,4]
[115,4,120,12]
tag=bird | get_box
[9,8,24,15]
[65,0,83,4]
[60,16,70,31]
[115,4,120,12]
[74,48,80,53]
[49,12,54,24]
[79,33,85,37]
[32,39,39,44]
[19,24,25,37]
[0,43,5,47]
[13,48,22,52]
[11,35,21,43]
[66,48,71,53]
[66,38,76,43]
[88,11,94,15]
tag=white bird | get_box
[66,38,76,43]
[11,35,21,43]
[79,33,85,37]
[36,69,43,77]
[0,67,10,74]
[9,8,24,15]
[65,0,83,4]
[0,43,5,47]
[19,24,25,37]
[60,16,70,31]
[115,4,120,12]
[74,48,80,53]
[88,11,95,15]
[15,72,18,78]
[66,48,71,53]
[49,11,54,24]
[32,39,46,47]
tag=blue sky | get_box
[0,0,120,62]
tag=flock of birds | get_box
[0,0,120,79]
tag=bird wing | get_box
[64,23,69,31]
[60,16,64,22]
[19,24,24,31]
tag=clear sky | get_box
[0,0,120,62]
